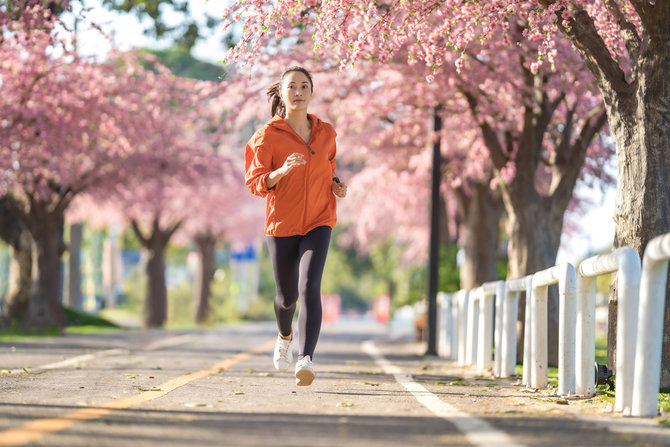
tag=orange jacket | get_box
[245,114,338,237]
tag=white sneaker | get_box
[273,333,293,372]
[295,355,315,386]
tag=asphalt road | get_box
[1,318,669,446]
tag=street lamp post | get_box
[426,106,442,356]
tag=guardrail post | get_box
[632,232,670,417]
[457,289,470,366]
[530,263,577,395]
[491,280,506,377]
[502,276,531,378]
[576,247,641,412]
[437,292,451,358]
[523,281,533,386]
[450,292,459,361]
[466,288,480,366]
[476,283,499,371]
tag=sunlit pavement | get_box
[0,317,669,446]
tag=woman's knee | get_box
[275,294,298,311]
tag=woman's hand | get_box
[266,153,305,189]
[332,179,347,198]
[280,152,306,175]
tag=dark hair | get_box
[266,66,314,117]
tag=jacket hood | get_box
[267,114,324,134]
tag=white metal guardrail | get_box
[456,289,469,366]
[434,231,670,417]
[529,263,577,395]
[437,292,453,358]
[576,247,641,414]
[632,232,670,417]
[501,276,531,378]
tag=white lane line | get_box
[4,334,197,375]
[143,334,198,351]
[7,349,128,375]
[362,340,525,447]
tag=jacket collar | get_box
[268,113,321,135]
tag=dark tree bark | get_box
[455,181,504,290]
[192,232,216,325]
[544,0,670,387]
[66,222,84,311]
[1,190,72,329]
[0,199,32,324]
[463,57,608,365]
[131,218,181,328]
[4,232,33,324]
[23,211,67,328]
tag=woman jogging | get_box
[244,66,347,386]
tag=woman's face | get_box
[280,71,313,113]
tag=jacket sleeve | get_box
[329,127,337,176]
[245,135,273,198]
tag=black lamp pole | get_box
[426,106,442,356]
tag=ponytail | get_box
[266,66,314,118]
[266,82,285,118]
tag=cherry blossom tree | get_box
[89,61,231,328]
[233,29,610,362]
[222,0,670,384]
[0,12,159,327]
[0,1,71,325]
[172,120,265,325]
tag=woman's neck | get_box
[284,110,310,131]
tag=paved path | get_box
[1,319,669,446]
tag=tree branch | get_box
[131,219,150,247]
[460,88,508,170]
[553,6,634,98]
[629,0,668,37]
[553,105,608,202]
[602,0,641,63]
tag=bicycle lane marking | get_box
[0,338,276,447]
[361,340,525,447]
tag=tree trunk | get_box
[550,0,670,388]
[606,64,670,386]
[506,198,563,365]
[457,182,503,290]
[23,211,67,328]
[462,62,607,366]
[0,198,32,324]
[2,231,32,323]
[132,218,180,328]
[192,233,216,324]
[66,222,83,311]
[144,242,168,328]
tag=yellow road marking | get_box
[0,338,276,446]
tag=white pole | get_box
[502,276,528,378]
[457,290,470,366]
[530,263,577,394]
[632,232,670,417]
[437,292,447,358]
[493,281,505,377]
[575,274,596,397]
[576,247,641,410]
[476,285,496,371]
[451,292,459,361]
[466,289,479,366]
[523,281,533,387]
[530,277,548,389]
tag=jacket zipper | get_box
[303,126,316,234]
[276,121,315,235]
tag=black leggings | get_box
[266,225,331,360]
